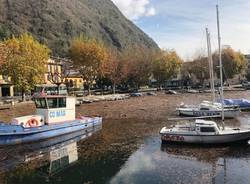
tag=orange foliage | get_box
[0,43,5,66]
[69,36,108,94]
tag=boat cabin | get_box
[35,95,76,124]
[12,95,76,128]
[194,120,220,134]
[172,120,220,135]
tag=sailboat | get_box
[176,21,240,119]
[160,5,250,144]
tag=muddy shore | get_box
[1,90,250,122]
[0,90,249,144]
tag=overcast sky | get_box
[111,0,250,60]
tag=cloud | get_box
[137,0,250,60]
[111,0,156,20]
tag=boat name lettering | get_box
[162,135,184,142]
[49,110,66,118]
[194,111,220,116]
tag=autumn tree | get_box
[182,56,210,87]
[152,50,182,88]
[69,36,108,95]
[121,46,155,89]
[0,33,50,100]
[101,50,129,94]
[0,43,5,66]
[213,47,247,79]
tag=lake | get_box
[1,115,250,184]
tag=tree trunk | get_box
[57,84,60,95]
[112,83,116,94]
[101,78,104,95]
[88,85,91,96]
[21,90,26,102]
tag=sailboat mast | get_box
[216,5,225,123]
[206,28,216,102]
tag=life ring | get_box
[26,118,39,127]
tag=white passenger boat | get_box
[176,101,240,118]
[160,119,250,144]
[0,95,102,145]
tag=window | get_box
[47,98,58,108]
[35,98,47,109]
[200,127,216,133]
[47,97,66,109]
[200,108,210,111]
[58,98,66,108]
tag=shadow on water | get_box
[1,116,250,184]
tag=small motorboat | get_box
[0,95,102,146]
[176,101,240,118]
[160,119,250,144]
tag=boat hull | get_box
[176,108,239,118]
[160,131,250,144]
[0,117,102,146]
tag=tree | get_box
[69,36,108,95]
[186,57,210,86]
[121,46,155,89]
[1,33,50,100]
[101,50,129,94]
[152,50,182,88]
[0,25,9,41]
[213,47,247,79]
[0,43,5,66]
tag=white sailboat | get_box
[160,119,250,144]
[176,100,240,118]
[160,5,250,144]
[176,20,240,119]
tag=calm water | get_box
[1,115,250,184]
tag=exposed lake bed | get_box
[0,91,250,183]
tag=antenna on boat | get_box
[206,28,216,102]
[216,4,225,129]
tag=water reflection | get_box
[0,125,102,183]
[109,137,250,184]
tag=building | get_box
[45,58,63,85]
[0,75,13,97]
[0,57,84,97]
[65,70,84,89]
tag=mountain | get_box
[0,0,159,56]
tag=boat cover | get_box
[217,98,250,109]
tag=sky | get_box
[111,0,250,60]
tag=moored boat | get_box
[0,95,102,146]
[218,98,250,111]
[160,119,250,144]
[176,101,240,118]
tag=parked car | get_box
[242,81,250,89]
[130,92,143,97]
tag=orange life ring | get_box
[26,118,39,127]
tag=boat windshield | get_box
[34,97,66,109]
[35,98,47,109]
[200,107,210,111]
[200,127,216,133]
[47,97,66,109]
